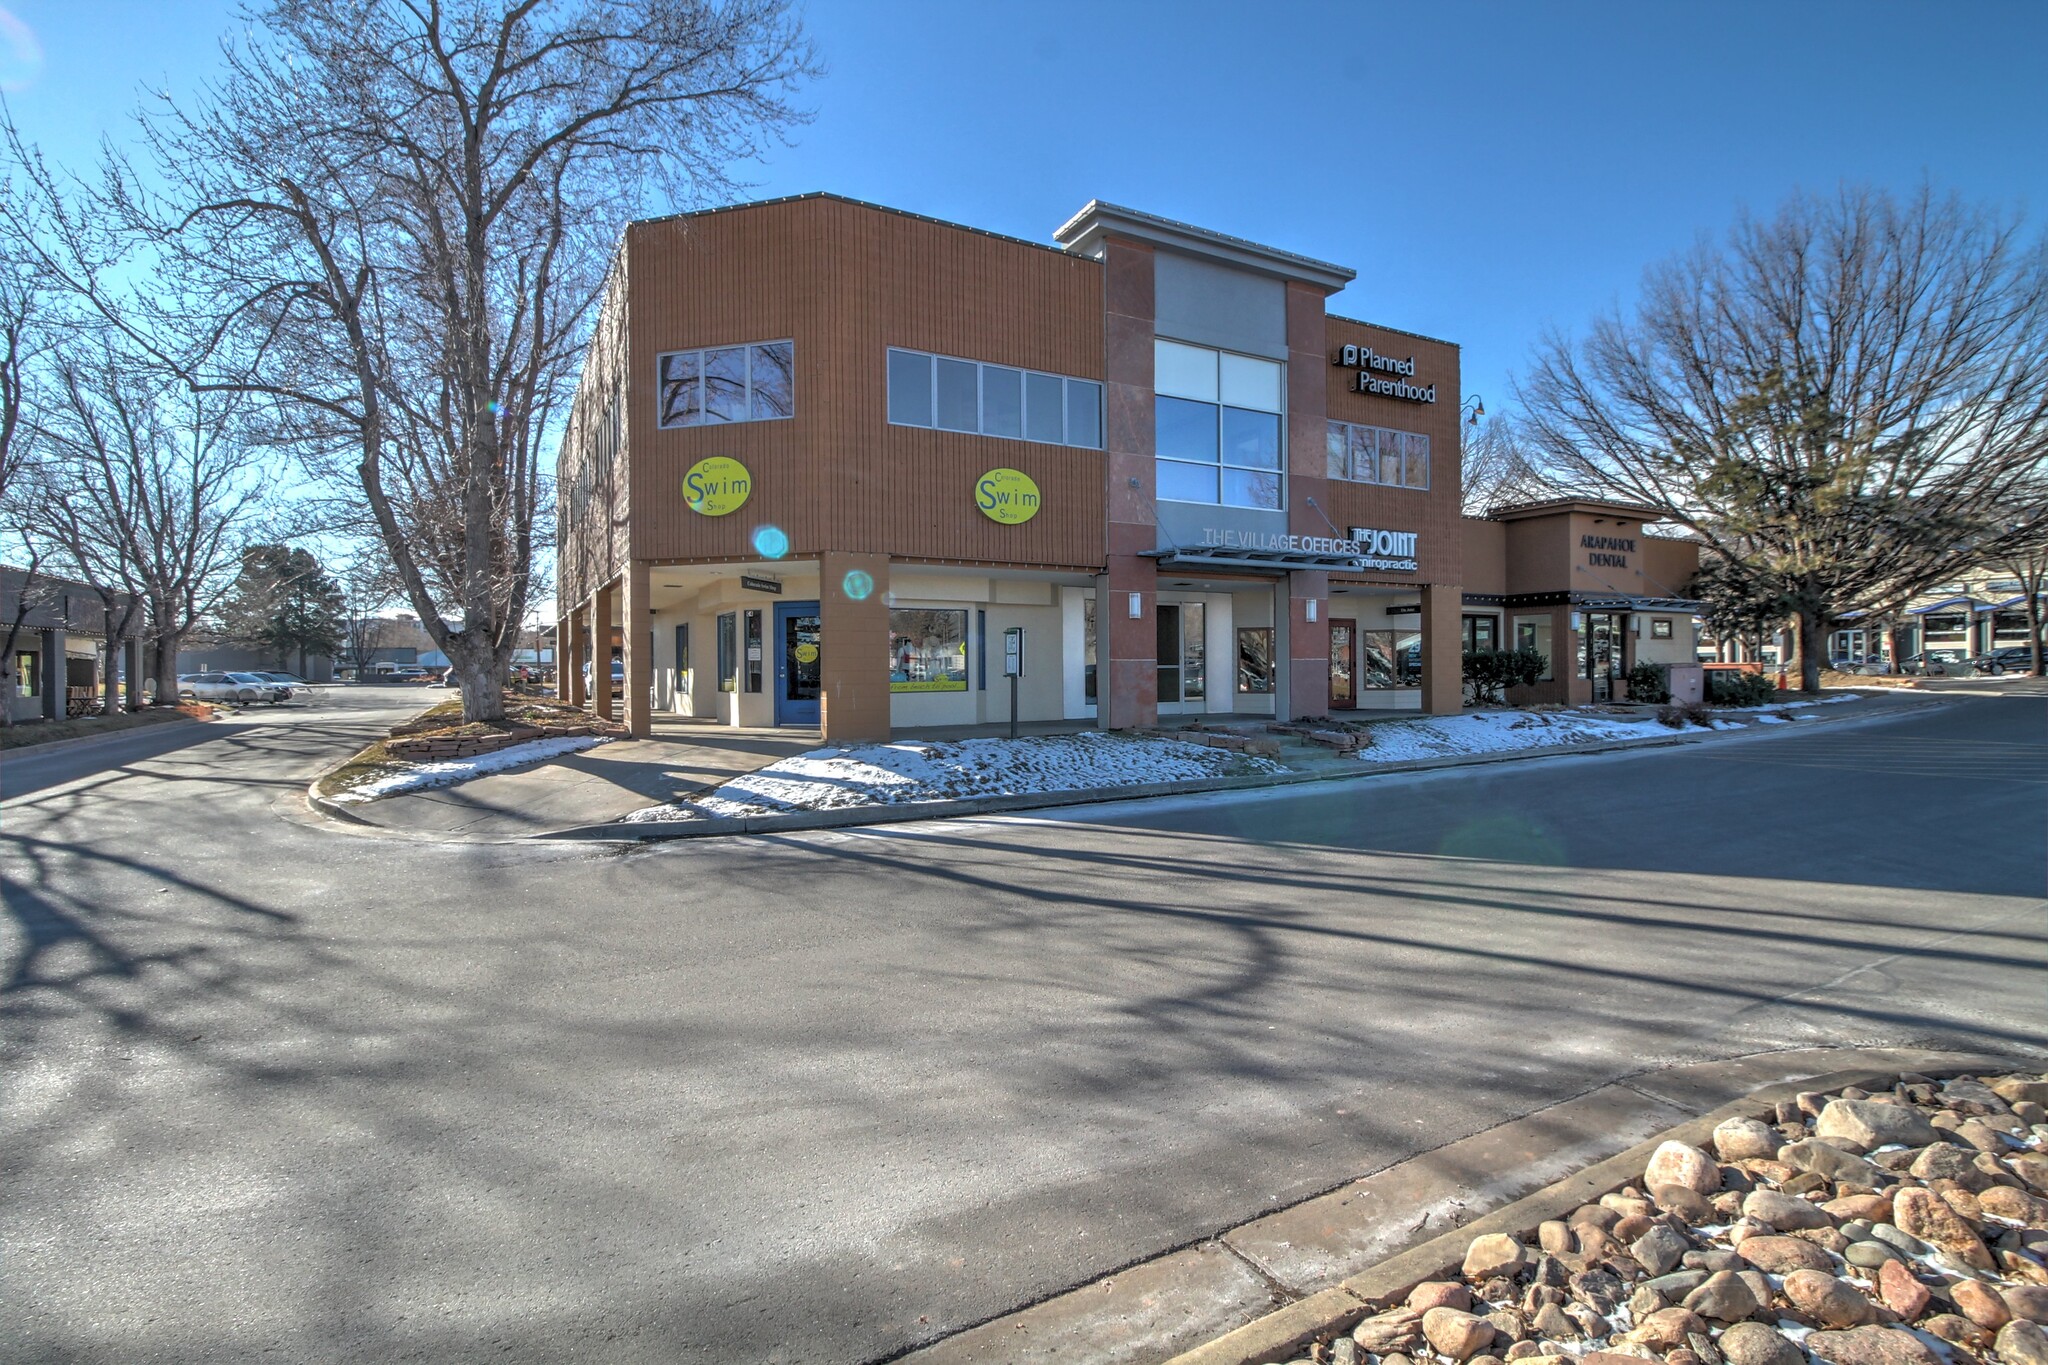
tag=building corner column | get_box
[41,628,64,720]
[590,580,617,723]
[820,551,890,742]
[1101,235,1159,731]
[1420,583,1463,715]
[1285,570,1331,721]
[623,560,651,738]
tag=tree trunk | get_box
[154,631,182,706]
[448,634,507,722]
[1795,610,1826,693]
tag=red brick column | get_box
[1100,236,1158,730]
[623,559,651,738]
[1420,583,1464,714]
[820,551,891,742]
[590,579,617,723]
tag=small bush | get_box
[1626,661,1671,704]
[1463,647,1549,705]
[1707,669,1777,707]
[1656,699,1715,729]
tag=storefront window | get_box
[1236,627,1274,694]
[657,340,794,427]
[1083,596,1097,702]
[885,347,1103,449]
[1513,617,1554,681]
[717,613,737,692]
[14,650,36,697]
[675,625,690,693]
[1921,612,1967,644]
[1359,630,1422,688]
[1182,603,1206,701]
[744,609,763,692]
[1154,340,1284,511]
[1461,614,1498,654]
[889,609,969,691]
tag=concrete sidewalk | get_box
[338,717,821,838]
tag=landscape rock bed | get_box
[1279,1071,2048,1365]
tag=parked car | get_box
[178,671,286,704]
[581,659,626,696]
[1899,650,1968,676]
[1978,645,2043,675]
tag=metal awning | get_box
[1143,547,1365,575]
[1908,596,1979,615]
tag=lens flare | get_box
[0,8,45,93]
[751,524,789,559]
[841,569,875,601]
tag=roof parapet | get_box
[1054,200,1356,292]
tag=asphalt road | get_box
[3,687,2045,1364]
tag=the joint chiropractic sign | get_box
[1334,344,1436,405]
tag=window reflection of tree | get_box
[750,342,795,419]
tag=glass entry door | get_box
[1155,603,1206,710]
[1587,613,1620,701]
[774,600,821,726]
[1329,619,1356,709]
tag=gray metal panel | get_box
[1155,500,1288,553]
[1154,253,1286,359]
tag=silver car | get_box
[178,671,286,704]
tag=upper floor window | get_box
[1326,420,1430,490]
[657,340,794,428]
[886,348,1102,449]
[1155,339,1284,510]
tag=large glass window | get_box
[675,625,690,694]
[1083,595,1098,702]
[1155,340,1284,510]
[1236,627,1274,694]
[889,609,969,691]
[14,650,37,698]
[886,347,1102,449]
[657,340,795,428]
[1513,616,1554,681]
[1462,614,1498,654]
[1326,420,1431,490]
[1360,630,1423,688]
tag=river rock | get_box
[1464,1233,1528,1281]
[1629,1307,1706,1349]
[1633,1224,1689,1277]
[1991,1077,2048,1107]
[1653,1184,1717,1224]
[1909,1143,1977,1181]
[1718,1322,1803,1365]
[1868,1223,1930,1256]
[1923,1314,1992,1349]
[1981,1183,2048,1226]
[1538,1220,1575,1256]
[1744,1189,1833,1231]
[1951,1279,2010,1330]
[1683,1249,1743,1272]
[1568,1203,1619,1229]
[1530,1304,1577,1339]
[1844,1240,1901,1270]
[1486,1307,1528,1343]
[1807,1326,1944,1365]
[1424,1307,1495,1361]
[1825,1194,1893,1223]
[1354,1308,1424,1353]
[1942,1078,2013,1115]
[1612,1213,1656,1244]
[2006,1284,2048,1325]
[1647,1140,1722,1195]
[1683,1269,1762,1323]
[1894,1187,1995,1270]
[1783,1269,1879,1328]
[1715,1117,1782,1162]
[2000,1320,2048,1365]
[1569,1268,1626,1315]
[1781,1140,1887,1187]
[1817,1099,1942,1149]
[1628,1285,1667,1318]
[1738,1269,1775,1312]
[1876,1259,1929,1319]
[1736,1234,1834,1273]
[1410,1281,1472,1313]
[1645,1270,1710,1298]
[1956,1118,2008,1152]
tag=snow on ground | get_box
[332,735,611,802]
[623,731,1285,823]
[1351,709,1692,764]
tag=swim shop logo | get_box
[1334,343,1436,404]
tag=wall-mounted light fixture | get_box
[1128,592,1142,618]
[1306,599,1319,622]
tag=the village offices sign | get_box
[1182,525,1419,573]
[1334,344,1437,405]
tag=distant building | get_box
[2,566,149,722]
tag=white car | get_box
[178,671,287,704]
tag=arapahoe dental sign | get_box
[1334,344,1436,404]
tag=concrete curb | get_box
[303,777,378,827]
[1,711,209,759]
[1159,1049,2024,1365]
[894,1045,2025,1365]
[537,696,1906,844]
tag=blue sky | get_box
[6,0,2047,421]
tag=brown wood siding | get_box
[1321,317,1463,587]
[622,197,1106,573]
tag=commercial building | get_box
[555,195,1698,739]
[3,566,149,722]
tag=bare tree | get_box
[27,344,268,703]
[1460,412,1561,514]
[1519,185,2048,692]
[36,0,816,722]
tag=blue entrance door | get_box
[773,601,822,726]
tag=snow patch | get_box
[1352,710,1694,764]
[624,732,1285,823]
[333,735,611,802]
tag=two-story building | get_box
[554,195,1698,740]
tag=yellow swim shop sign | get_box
[975,467,1040,524]
[683,456,752,516]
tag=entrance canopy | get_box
[1572,593,1702,613]
[1144,545,1364,575]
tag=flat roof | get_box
[1486,497,1673,524]
[1053,200,1357,291]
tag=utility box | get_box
[1668,663,1704,704]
